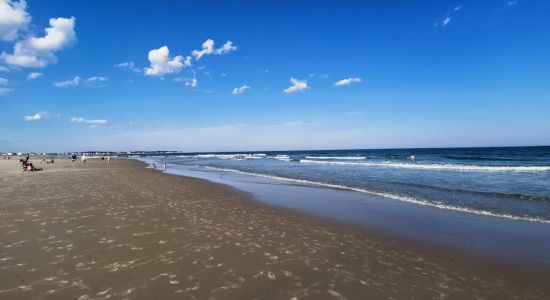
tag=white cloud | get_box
[53,76,80,88]
[0,65,9,72]
[0,77,7,85]
[283,78,308,94]
[70,117,107,126]
[144,46,190,76]
[53,75,107,88]
[232,85,250,95]
[436,5,463,27]
[26,71,42,80]
[191,39,237,60]
[188,78,197,87]
[23,112,44,121]
[0,87,12,95]
[215,41,237,55]
[507,0,518,5]
[0,0,31,42]
[191,39,214,60]
[334,77,362,87]
[1,17,76,68]
[174,76,197,87]
[115,61,141,73]
[84,76,107,83]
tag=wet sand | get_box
[0,158,548,299]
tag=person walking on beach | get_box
[163,162,167,172]
[71,154,77,164]
[81,154,87,164]
[107,155,111,164]
[152,162,156,169]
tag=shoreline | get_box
[149,159,550,267]
[0,158,548,299]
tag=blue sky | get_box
[0,0,549,152]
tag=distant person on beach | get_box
[81,154,87,164]
[152,162,156,169]
[163,162,167,172]
[107,155,111,164]
[25,162,42,172]
[71,154,77,164]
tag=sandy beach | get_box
[0,158,548,299]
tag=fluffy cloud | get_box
[283,78,308,93]
[216,41,237,55]
[53,75,107,88]
[26,71,42,80]
[144,46,191,76]
[23,112,44,121]
[442,16,451,26]
[191,39,237,60]
[0,87,12,95]
[70,117,107,126]
[1,17,76,68]
[0,77,7,85]
[334,77,362,86]
[232,85,250,95]
[0,0,31,42]
[191,39,214,60]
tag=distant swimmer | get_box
[409,155,416,161]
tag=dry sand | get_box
[0,158,548,299]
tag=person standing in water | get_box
[163,162,167,172]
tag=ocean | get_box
[136,146,550,224]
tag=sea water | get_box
[138,146,550,223]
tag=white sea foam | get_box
[300,159,550,172]
[305,156,366,160]
[202,166,550,224]
[273,155,292,161]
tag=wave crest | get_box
[299,159,550,172]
